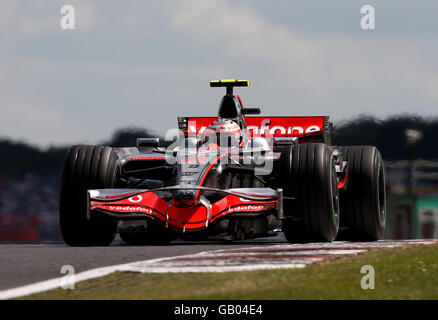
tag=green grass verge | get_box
[20,243,438,300]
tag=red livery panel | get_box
[182,116,327,138]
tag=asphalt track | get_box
[1,235,437,296]
[0,235,287,291]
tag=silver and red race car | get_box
[59,79,386,246]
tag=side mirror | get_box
[273,137,298,146]
[136,138,159,148]
[242,108,261,115]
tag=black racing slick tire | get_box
[338,146,386,241]
[280,143,340,243]
[59,145,119,246]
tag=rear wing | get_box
[178,116,334,145]
[210,79,250,95]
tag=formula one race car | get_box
[59,79,386,246]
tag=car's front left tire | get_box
[280,143,340,243]
[337,146,386,241]
[59,145,119,246]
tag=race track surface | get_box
[0,235,286,291]
[1,235,437,294]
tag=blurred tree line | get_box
[333,114,437,160]
[0,115,437,177]
[0,127,156,177]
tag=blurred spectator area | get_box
[0,173,60,242]
[385,159,438,239]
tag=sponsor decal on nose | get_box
[129,195,143,203]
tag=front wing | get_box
[88,186,282,232]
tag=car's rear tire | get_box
[338,146,386,241]
[59,145,119,246]
[280,143,340,243]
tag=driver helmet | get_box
[201,119,242,147]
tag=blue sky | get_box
[1,0,437,146]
